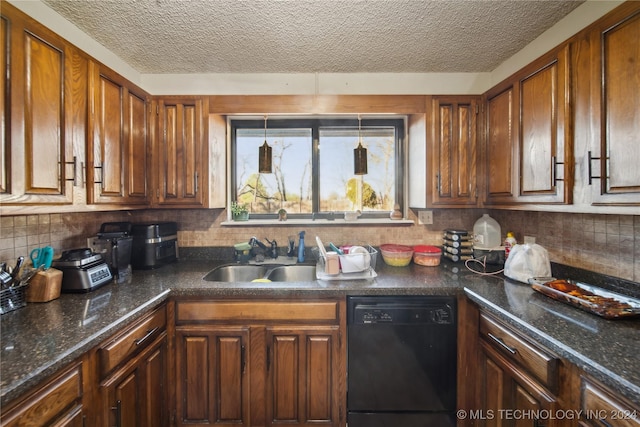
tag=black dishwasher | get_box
[347,296,457,427]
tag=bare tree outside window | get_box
[232,118,403,218]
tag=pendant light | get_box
[354,114,368,175]
[259,115,272,173]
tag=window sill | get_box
[221,218,415,226]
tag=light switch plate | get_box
[523,235,536,244]
[418,210,433,225]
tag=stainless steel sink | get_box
[266,265,317,282]
[203,265,268,282]
[203,264,316,282]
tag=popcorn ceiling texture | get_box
[1,209,638,283]
[41,0,583,74]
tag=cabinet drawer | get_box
[1,362,83,427]
[176,300,339,323]
[98,305,166,377]
[581,377,640,427]
[479,313,558,389]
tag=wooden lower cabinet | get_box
[97,333,168,427]
[266,326,340,426]
[94,304,168,427]
[480,341,560,427]
[476,312,567,427]
[579,376,640,427]
[174,299,345,427]
[0,360,87,427]
[175,326,250,426]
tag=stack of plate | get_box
[442,229,473,263]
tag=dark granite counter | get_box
[1,259,639,408]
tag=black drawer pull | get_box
[487,332,517,355]
[134,327,159,346]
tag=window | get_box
[231,117,405,219]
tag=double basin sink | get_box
[203,264,317,283]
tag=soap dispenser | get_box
[298,231,305,263]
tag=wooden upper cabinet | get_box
[427,96,480,207]
[153,97,208,207]
[484,44,573,206]
[87,62,149,205]
[1,3,86,206]
[586,3,640,205]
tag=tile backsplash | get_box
[1,209,638,282]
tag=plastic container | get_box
[380,244,414,267]
[504,231,517,260]
[413,245,442,266]
[473,214,501,249]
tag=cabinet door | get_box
[88,62,149,205]
[1,4,86,206]
[265,326,340,427]
[485,86,516,204]
[484,45,572,205]
[154,97,208,207]
[480,341,561,427]
[588,4,640,205]
[175,326,249,427]
[100,334,168,427]
[428,96,479,207]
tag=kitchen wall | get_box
[1,209,638,283]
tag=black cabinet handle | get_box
[487,332,517,355]
[552,156,564,185]
[600,419,613,427]
[241,345,246,374]
[111,399,122,427]
[266,345,271,371]
[64,156,78,186]
[587,150,609,185]
[134,327,159,346]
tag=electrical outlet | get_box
[523,235,536,244]
[418,210,433,225]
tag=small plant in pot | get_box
[230,201,249,221]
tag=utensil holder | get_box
[26,268,62,303]
[0,283,28,314]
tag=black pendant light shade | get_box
[354,142,367,175]
[259,141,272,173]
[353,115,367,175]
[259,115,272,173]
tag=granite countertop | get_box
[1,258,639,408]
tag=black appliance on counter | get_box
[131,222,178,269]
[52,248,113,292]
[347,296,457,427]
[88,222,133,282]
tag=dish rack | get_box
[0,283,28,315]
[314,245,378,280]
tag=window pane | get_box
[235,128,312,214]
[319,126,396,212]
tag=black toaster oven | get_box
[131,222,178,269]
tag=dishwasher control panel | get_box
[350,297,456,325]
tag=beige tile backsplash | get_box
[1,209,638,282]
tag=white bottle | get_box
[504,232,517,259]
[473,214,501,249]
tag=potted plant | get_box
[230,201,249,221]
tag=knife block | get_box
[26,268,62,303]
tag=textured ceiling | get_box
[42,0,584,74]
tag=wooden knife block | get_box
[26,268,62,303]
